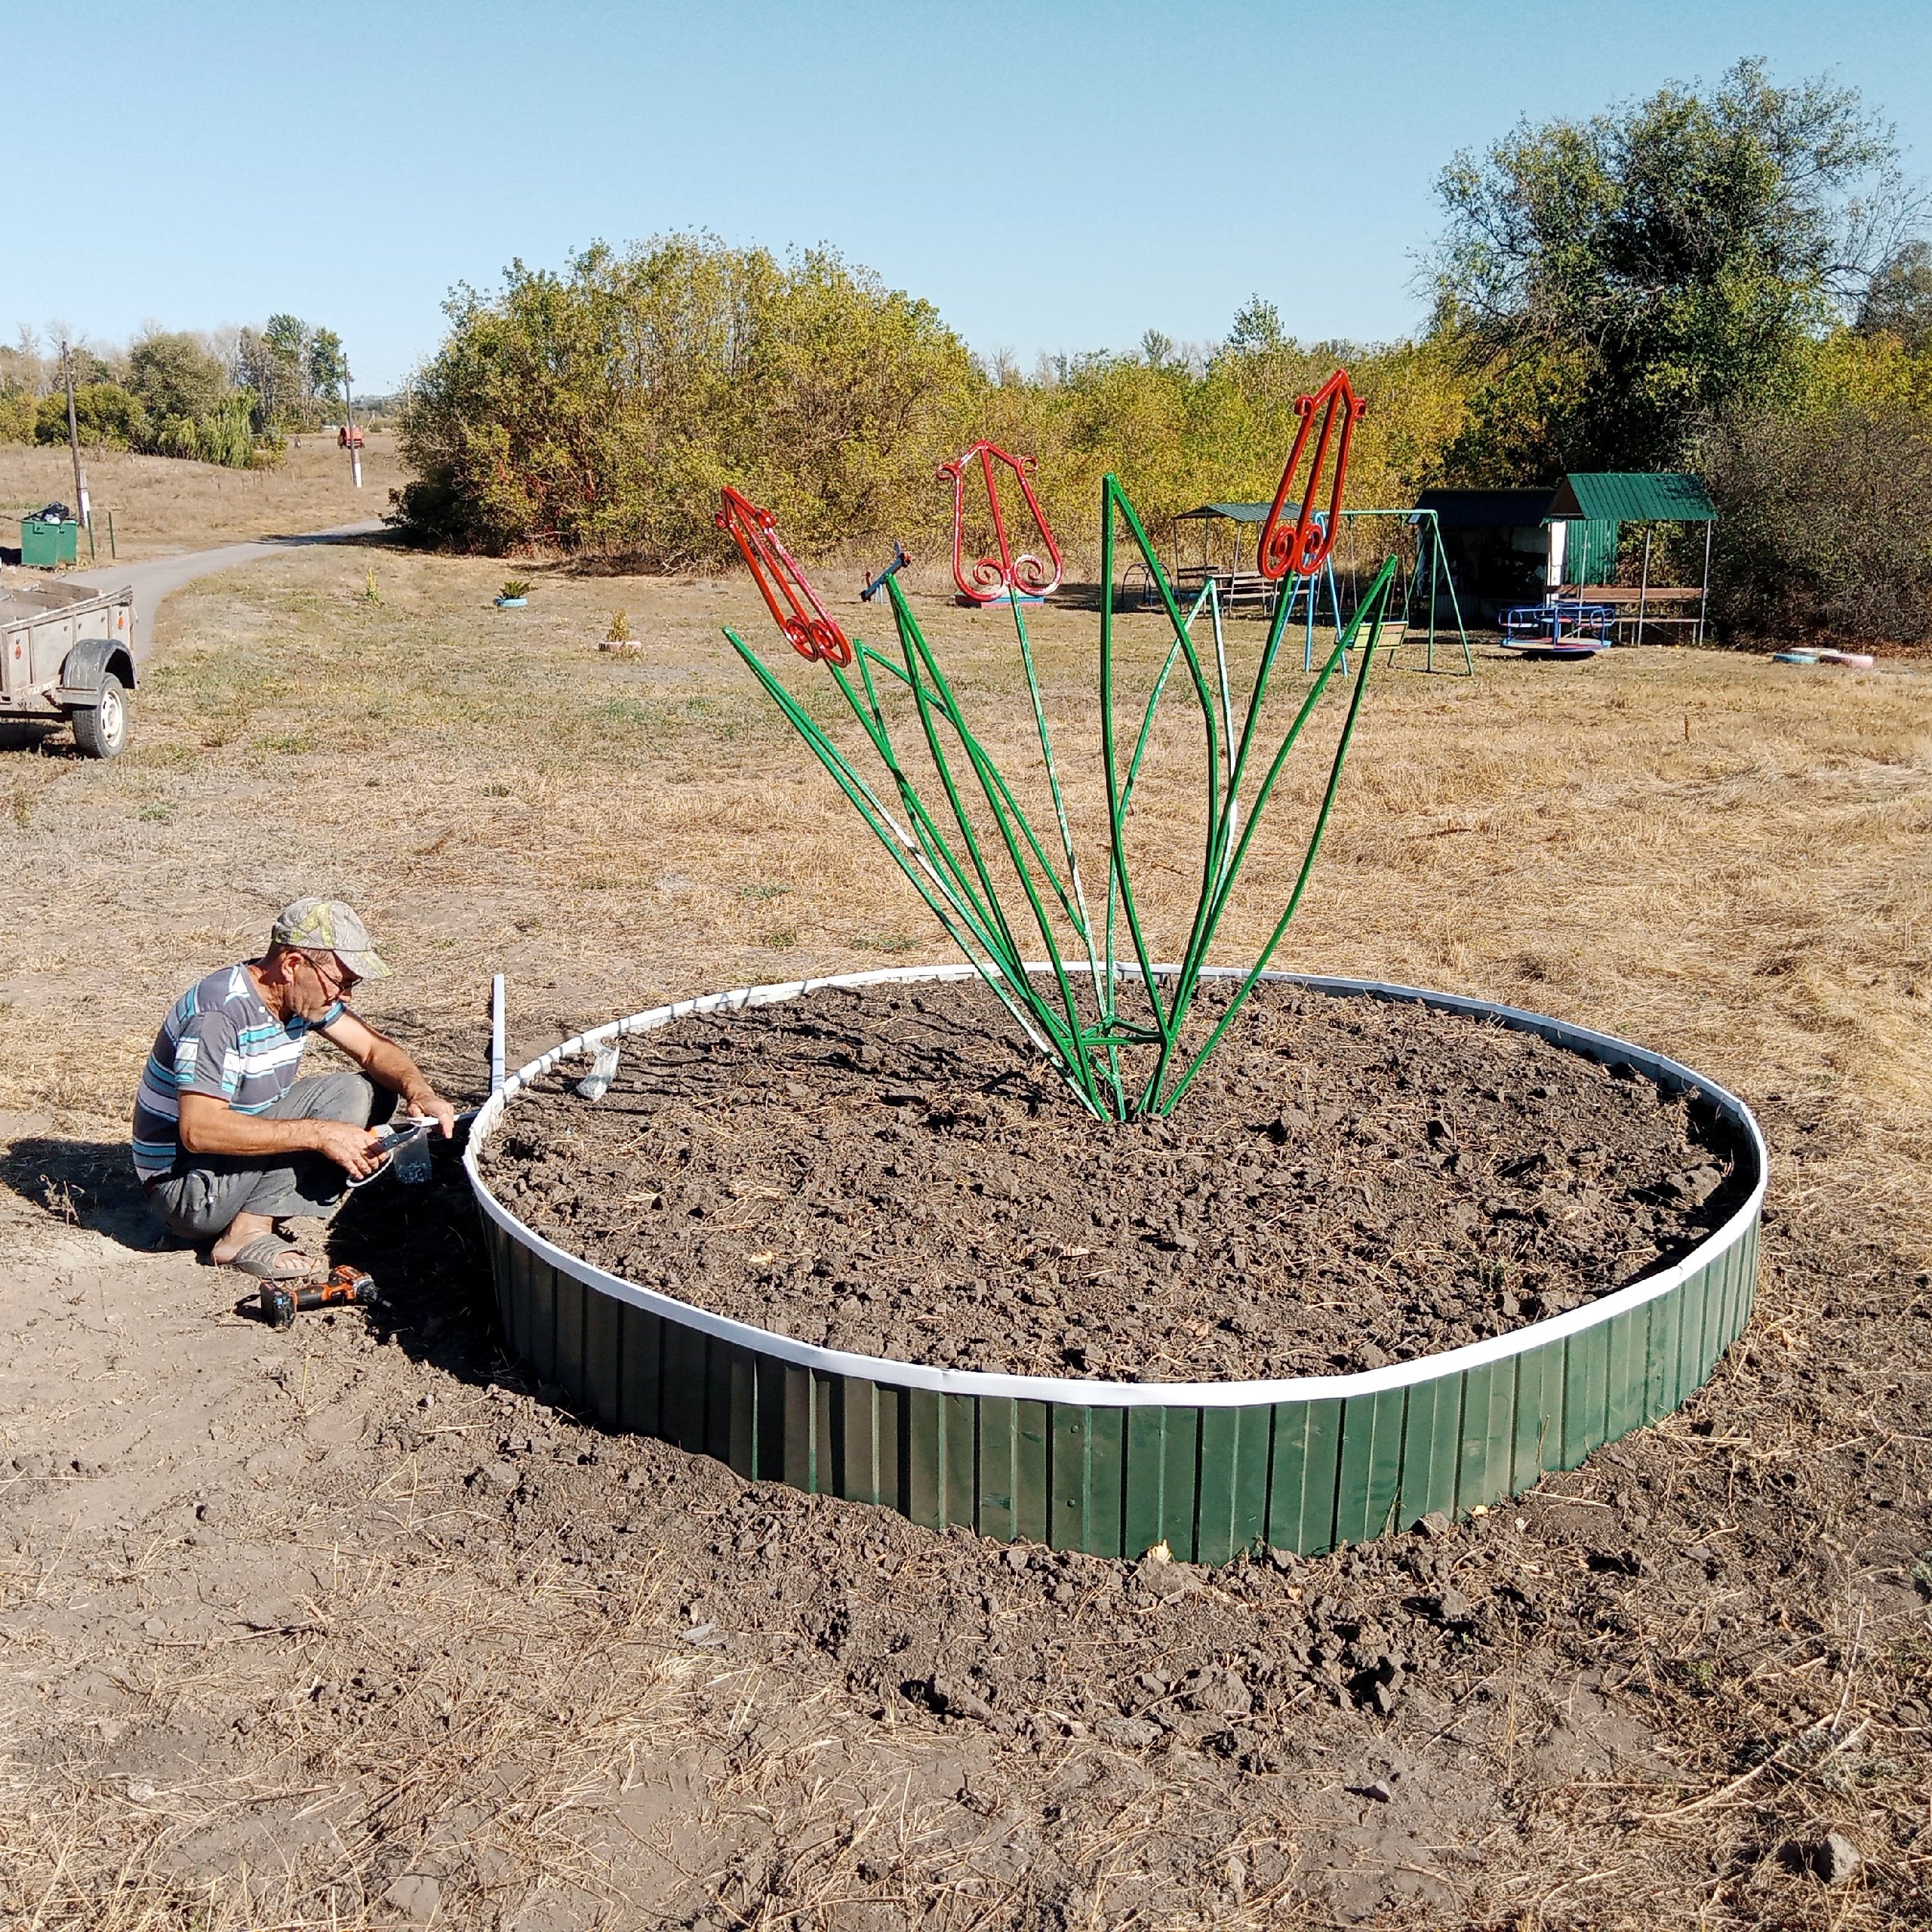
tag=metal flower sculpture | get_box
[716,485,853,666]
[940,441,1063,604]
[1257,369,1363,581]
[719,370,1397,1122]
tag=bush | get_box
[398,236,981,565]
[149,415,203,461]
[192,393,260,468]
[0,389,34,445]
[34,383,147,449]
[146,394,272,469]
[1693,396,1932,642]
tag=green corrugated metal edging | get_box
[468,968,1764,1561]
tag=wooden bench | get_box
[1171,566,1278,612]
[1558,583,1706,643]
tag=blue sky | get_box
[8,0,1927,392]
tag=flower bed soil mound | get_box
[477,980,1749,1380]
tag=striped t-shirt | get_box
[131,964,343,1183]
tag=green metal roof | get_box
[1175,501,1274,523]
[1547,472,1716,522]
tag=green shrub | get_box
[1693,395,1932,642]
[34,383,147,449]
[146,393,272,469]
[398,236,980,565]
[150,415,202,461]
[0,388,34,445]
[194,393,259,467]
[128,331,229,422]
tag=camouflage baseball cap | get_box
[270,897,392,981]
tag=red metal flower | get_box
[1257,371,1364,580]
[715,487,853,667]
[939,441,1063,604]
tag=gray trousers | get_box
[146,1071,392,1241]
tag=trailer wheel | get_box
[70,674,131,759]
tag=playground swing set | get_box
[1167,498,1473,675]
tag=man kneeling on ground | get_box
[133,898,457,1281]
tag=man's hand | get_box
[404,1088,459,1139]
[311,1119,383,1179]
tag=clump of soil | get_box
[477,980,1749,1380]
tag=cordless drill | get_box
[259,1265,383,1328]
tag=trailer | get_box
[0,571,138,758]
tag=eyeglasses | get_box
[308,952,360,998]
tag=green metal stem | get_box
[862,640,1089,937]
[1100,586,1203,1055]
[1005,588,1119,1113]
[886,582,1100,1109]
[734,637,999,962]
[835,649,1014,961]
[728,633,1104,1119]
[1172,559,1400,1029]
[1100,478,1226,1100]
[1160,565,1303,1034]
[1157,577,1392,1113]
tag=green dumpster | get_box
[21,516,79,568]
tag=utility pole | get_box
[342,363,361,489]
[60,340,91,552]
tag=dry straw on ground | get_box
[0,432,406,560]
[0,543,1927,1928]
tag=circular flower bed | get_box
[463,966,1766,1561]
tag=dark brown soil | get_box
[477,1198,1930,1928]
[8,1022,1926,1929]
[477,981,1749,1379]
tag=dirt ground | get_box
[0,545,1927,1927]
[0,432,406,560]
[482,980,1745,1379]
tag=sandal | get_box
[221,1235,319,1283]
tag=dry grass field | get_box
[0,544,1927,1927]
[0,431,406,559]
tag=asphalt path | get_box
[69,518,389,667]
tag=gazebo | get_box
[1170,501,1293,611]
[1543,472,1718,645]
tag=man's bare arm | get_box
[319,1011,458,1135]
[176,1092,381,1177]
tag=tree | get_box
[263,313,308,366]
[1692,393,1932,641]
[128,331,229,422]
[397,236,980,563]
[1140,328,1177,369]
[308,327,349,401]
[235,313,341,429]
[1428,59,1924,475]
[1857,241,1932,351]
[1226,297,1287,358]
